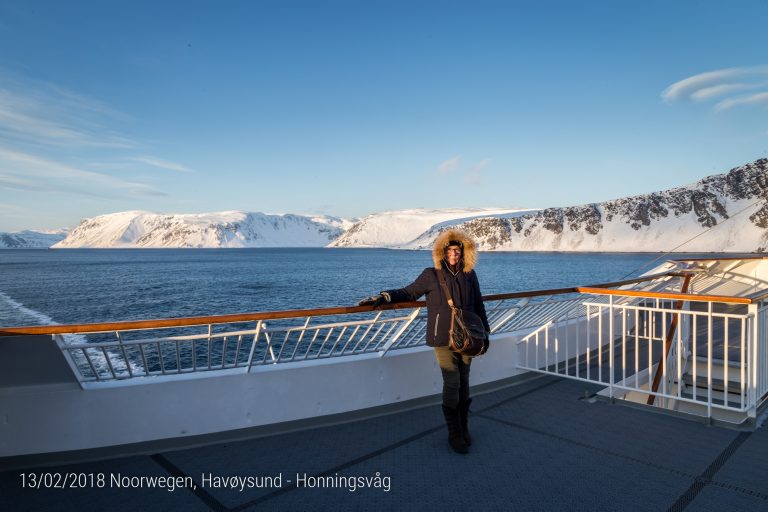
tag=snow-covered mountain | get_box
[401,159,768,252]
[53,211,355,248]
[0,230,68,248]
[328,208,536,248]
[14,158,768,251]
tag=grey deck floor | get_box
[3,376,768,512]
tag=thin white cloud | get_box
[0,70,179,204]
[662,65,768,102]
[0,147,165,197]
[86,161,138,171]
[131,156,194,173]
[438,156,461,175]
[0,173,39,191]
[690,80,768,101]
[662,65,768,115]
[464,159,490,186]
[690,83,752,101]
[0,87,136,148]
[715,91,768,111]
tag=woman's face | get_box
[445,246,462,266]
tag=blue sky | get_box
[1,0,768,231]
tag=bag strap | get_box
[436,268,455,309]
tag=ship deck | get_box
[3,375,768,511]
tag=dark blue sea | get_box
[0,248,728,327]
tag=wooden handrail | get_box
[483,271,683,302]
[746,289,768,303]
[0,269,754,337]
[0,303,427,336]
[577,287,752,304]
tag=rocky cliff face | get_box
[403,159,768,252]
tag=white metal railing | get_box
[517,292,765,419]
[54,308,432,383]
[1,270,684,386]
[48,291,604,385]
[756,303,768,405]
[486,295,588,334]
[23,272,767,413]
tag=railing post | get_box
[622,306,627,388]
[707,302,713,420]
[740,316,746,410]
[207,324,213,370]
[565,308,570,377]
[246,320,263,372]
[598,304,603,382]
[693,313,698,403]
[634,308,640,390]
[677,314,683,400]
[576,304,581,378]
[586,304,591,381]
[379,308,421,357]
[748,302,759,418]
[54,333,87,390]
[724,318,730,408]
[609,295,614,399]
[115,330,134,378]
[524,327,529,370]
[490,298,528,333]
[762,303,767,410]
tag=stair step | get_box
[680,388,743,409]
[681,374,742,394]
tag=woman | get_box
[358,228,490,454]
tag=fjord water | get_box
[0,248,718,327]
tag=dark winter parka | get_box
[383,229,490,347]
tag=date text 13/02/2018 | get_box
[20,473,194,492]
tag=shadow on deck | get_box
[2,376,768,512]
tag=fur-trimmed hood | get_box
[431,228,478,272]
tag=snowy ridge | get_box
[328,208,533,248]
[0,230,68,248]
[54,211,352,248]
[402,159,768,252]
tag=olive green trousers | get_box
[433,346,471,408]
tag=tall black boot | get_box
[441,405,469,454]
[458,398,472,446]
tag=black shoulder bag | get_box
[436,269,489,357]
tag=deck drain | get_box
[578,390,598,402]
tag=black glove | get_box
[357,292,391,308]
